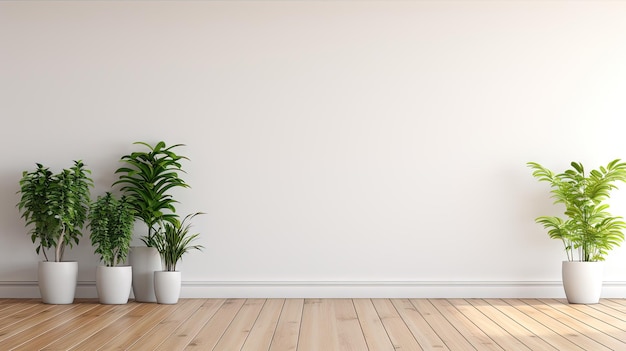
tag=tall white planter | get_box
[128,246,161,302]
[96,266,132,304]
[562,261,604,304]
[38,261,78,304]
[154,271,181,304]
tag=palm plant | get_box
[88,192,135,267]
[113,141,189,246]
[17,161,93,262]
[528,159,626,262]
[153,212,204,271]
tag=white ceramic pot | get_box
[96,265,132,304]
[128,246,161,302]
[38,261,78,304]
[562,261,604,304]
[154,271,181,304]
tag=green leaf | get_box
[529,159,626,261]
[113,141,190,244]
[16,161,93,261]
[152,212,204,271]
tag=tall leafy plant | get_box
[88,192,135,267]
[153,212,204,271]
[17,161,93,262]
[528,159,626,262]
[113,141,189,247]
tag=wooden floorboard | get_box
[353,298,395,351]
[0,298,623,350]
[268,298,303,351]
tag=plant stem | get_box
[56,230,65,262]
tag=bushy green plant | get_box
[153,212,204,271]
[113,141,189,247]
[17,161,93,262]
[528,159,626,262]
[88,192,135,267]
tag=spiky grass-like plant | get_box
[153,212,204,271]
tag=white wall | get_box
[1,0,626,298]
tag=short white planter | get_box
[38,261,78,304]
[154,271,181,304]
[96,265,132,305]
[562,261,604,304]
[128,246,161,302]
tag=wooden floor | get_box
[0,298,624,350]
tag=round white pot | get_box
[96,265,132,304]
[154,271,181,304]
[128,246,161,302]
[562,261,604,304]
[38,261,78,304]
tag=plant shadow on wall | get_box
[17,161,93,304]
[528,159,626,304]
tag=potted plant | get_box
[152,212,204,304]
[113,141,190,302]
[17,161,93,304]
[528,159,626,304]
[88,192,135,304]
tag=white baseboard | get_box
[178,280,626,299]
[1,280,625,299]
